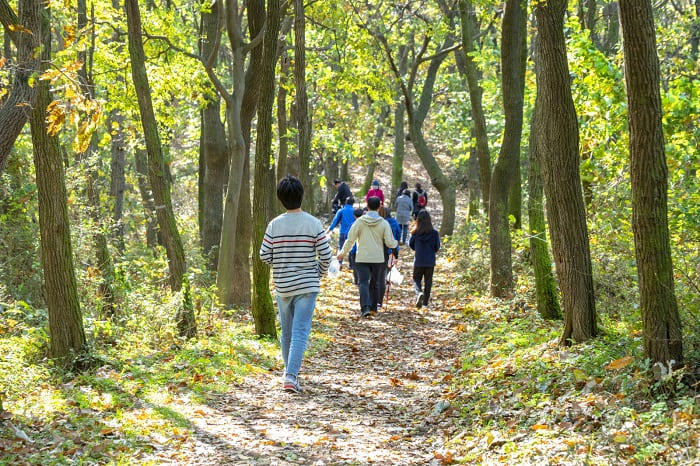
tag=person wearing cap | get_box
[365,179,385,205]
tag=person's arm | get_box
[435,230,441,252]
[316,227,333,273]
[409,234,416,251]
[259,223,274,265]
[338,222,359,258]
[383,222,397,249]
[329,209,342,231]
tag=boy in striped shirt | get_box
[259,176,332,393]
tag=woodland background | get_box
[0,0,698,463]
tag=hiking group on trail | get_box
[260,176,439,393]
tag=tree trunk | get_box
[534,0,596,344]
[77,0,116,317]
[109,109,126,254]
[125,0,194,336]
[619,0,683,365]
[391,45,408,204]
[527,95,561,320]
[29,1,86,366]
[489,0,525,297]
[466,129,481,219]
[277,49,290,184]
[134,148,159,249]
[294,0,312,212]
[251,0,281,338]
[0,0,40,176]
[458,0,491,215]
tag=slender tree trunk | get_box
[251,0,281,337]
[0,0,40,176]
[534,0,596,344]
[489,0,525,297]
[134,148,159,249]
[77,0,116,317]
[619,0,683,365]
[125,0,194,336]
[198,0,228,271]
[109,0,126,255]
[391,45,408,203]
[277,50,290,184]
[466,130,481,219]
[527,96,561,319]
[458,0,491,215]
[30,1,86,365]
[294,0,312,212]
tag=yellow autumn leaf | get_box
[605,356,632,370]
[531,424,548,431]
[573,369,587,381]
[612,431,628,443]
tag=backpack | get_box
[417,191,427,208]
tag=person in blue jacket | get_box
[409,209,440,308]
[327,196,356,261]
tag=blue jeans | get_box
[400,224,409,244]
[276,292,318,378]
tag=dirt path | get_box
[160,254,465,465]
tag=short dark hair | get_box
[334,179,341,185]
[367,196,381,210]
[353,208,364,218]
[277,175,304,210]
[345,196,354,205]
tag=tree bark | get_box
[534,0,596,344]
[134,148,159,249]
[391,45,408,204]
[277,49,291,184]
[294,0,312,212]
[198,0,229,271]
[29,1,86,366]
[619,0,683,365]
[489,0,524,297]
[251,0,281,338]
[527,94,561,320]
[458,0,491,215]
[124,0,194,336]
[0,0,40,176]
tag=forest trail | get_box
[155,252,467,465]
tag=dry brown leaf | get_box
[605,356,632,370]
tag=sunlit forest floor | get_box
[1,239,698,464]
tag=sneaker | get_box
[416,292,424,308]
[361,307,371,318]
[283,376,302,393]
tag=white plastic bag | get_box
[388,266,403,286]
[328,258,340,278]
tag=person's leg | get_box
[284,292,319,379]
[376,261,388,309]
[276,294,294,370]
[413,266,426,307]
[401,224,408,244]
[423,267,435,306]
[369,262,383,311]
[338,233,347,256]
[355,263,372,313]
[349,252,358,285]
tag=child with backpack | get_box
[409,209,440,309]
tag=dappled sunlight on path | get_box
[168,254,468,464]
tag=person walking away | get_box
[395,181,408,203]
[365,179,385,205]
[259,176,332,393]
[412,183,428,219]
[409,209,440,309]
[348,208,364,285]
[395,189,413,245]
[337,196,397,318]
[327,196,355,263]
[377,206,401,310]
[331,179,352,213]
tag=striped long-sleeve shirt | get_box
[259,211,332,297]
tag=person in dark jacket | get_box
[408,209,440,308]
[331,179,352,213]
[412,183,428,219]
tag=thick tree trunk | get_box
[251,0,281,338]
[198,1,229,271]
[489,0,524,297]
[534,0,596,344]
[458,0,491,215]
[125,0,194,336]
[619,0,683,365]
[0,0,40,176]
[277,50,290,185]
[30,1,86,366]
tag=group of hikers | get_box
[259,175,440,393]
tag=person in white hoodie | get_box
[337,196,397,317]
